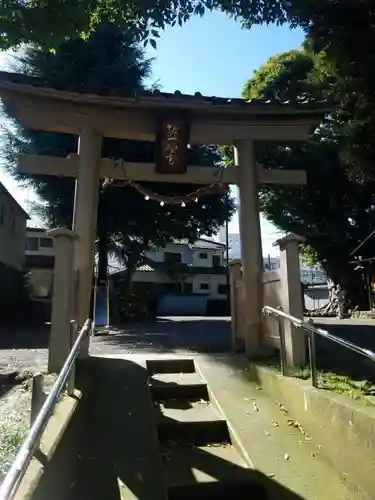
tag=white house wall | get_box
[25,230,54,257]
[192,248,223,267]
[145,243,224,268]
[192,274,227,298]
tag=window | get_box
[218,284,229,295]
[212,255,221,267]
[164,252,182,264]
[183,282,193,294]
[199,252,208,259]
[40,237,53,248]
[26,237,39,251]
[199,282,210,291]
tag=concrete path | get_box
[197,355,368,500]
[1,314,375,379]
[90,316,232,357]
[0,316,372,498]
[83,352,367,500]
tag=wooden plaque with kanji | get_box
[155,116,190,174]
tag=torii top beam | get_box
[0,71,329,144]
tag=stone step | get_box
[146,358,196,375]
[149,372,209,402]
[156,400,230,446]
[163,444,267,500]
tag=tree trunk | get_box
[308,265,368,317]
[121,250,142,293]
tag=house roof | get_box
[0,71,330,119]
[0,182,30,219]
[172,238,226,250]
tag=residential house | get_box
[0,182,29,276]
[22,231,230,316]
[25,228,54,299]
[112,238,229,316]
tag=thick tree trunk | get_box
[308,266,369,317]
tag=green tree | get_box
[4,0,375,186]
[236,48,375,306]
[3,23,234,286]
[0,0,293,49]
[0,1,370,53]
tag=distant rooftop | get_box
[172,238,226,250]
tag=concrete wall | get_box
[231,268,283,349]
[263,270,282,348]
[0,183,28,270]
[249,364,375,500]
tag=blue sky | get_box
[0,12,305,255]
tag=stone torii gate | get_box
[0,72,327,369]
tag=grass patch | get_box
[0,421,28,478]
[293,368,375,407]
[258,356,375,407]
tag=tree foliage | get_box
[0,1,370,53]
[2,24,235,278]
[237,47,375,305]
[3,0,375,182]
[0,0,295,50]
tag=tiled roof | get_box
[0,71,329,114]
[137,264,155,272]
[172,238,226,250]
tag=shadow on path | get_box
[91,317,232,356]
[70,357,309,500]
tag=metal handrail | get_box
[263,306,375,387]
[0,319,92,500]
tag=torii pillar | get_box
[235,140,263,357]
[73,128,102,356]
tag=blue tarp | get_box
[94,284,108,327]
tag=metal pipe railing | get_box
[263,306,375,387]
[0,319,92,500]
